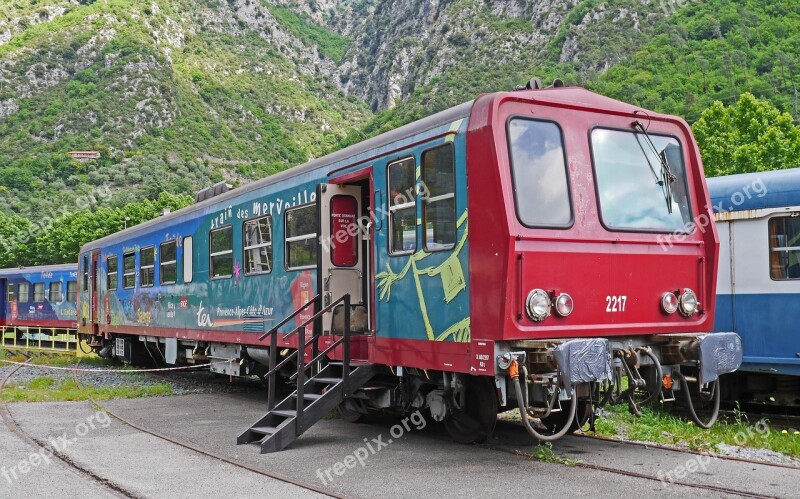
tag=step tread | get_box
[250,426,279,435]
[292,393,323,400]
[311,377,342,384]
[272,409,297,418]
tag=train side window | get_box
[507,119,573,227]
[210,226,234,279]
[140,246,155,287]
[7,283,14,302]
[183,236,193,283]
[107,256,118,291]
[388,157,417,255]
[422,144,456,251]
[66,281,77,302]
[768,217,800,279]
[244,216,273,275]
[123,252,136,289]
[285,204,317,270]
[49,282,62,302]
[160,241,177,284]
[33,282,45,302]
[18,283,29,303]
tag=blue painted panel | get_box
[707,168,800,212]
[714,293,800,375]
[81,116,472,345]
[373,122,471,343]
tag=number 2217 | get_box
[605,295,627,312]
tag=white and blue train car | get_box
[708,168,800,406]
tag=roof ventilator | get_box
[513,77,565,91]
[195,181,232,203]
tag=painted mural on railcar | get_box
[79,116,472,348]
[0,266,78,327]
[372,122,471,343]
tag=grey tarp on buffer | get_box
[697,333,743,385]
[553,338,614,394]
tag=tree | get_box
[692,93,800,177]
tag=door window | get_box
[330,196,359,267]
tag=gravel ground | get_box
[0,358,267,396]
[716,443,800,466]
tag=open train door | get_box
[316,183,370,347]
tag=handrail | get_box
[281,294,350,341]
[258,291,353,419]
[262,349,299,380]
[258,294,321,341]
[289,336,345,382]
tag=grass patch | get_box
[1,376,173,403]
[531,442,577,466]
[587,404,800,458]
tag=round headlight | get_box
[661,292,678,315]
[679,289,698,317]
[554,293,574,317]
[526,289,551,322]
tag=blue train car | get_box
[709,168,800,405]
[0,264,79,329]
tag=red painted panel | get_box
[98,324,370,361]
[466,89,719,343]
[368,336,472,373]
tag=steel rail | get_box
[0,358,138,498]
[71,361,345,499]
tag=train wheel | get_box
[542,400,591,434]
[444,375,498,444]
[337,398,366,423]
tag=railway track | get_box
[70,360,343,499]
[3,357,796,498]
[491,420,796,498]
[0,358,139,498]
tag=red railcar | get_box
[78,82,742,451]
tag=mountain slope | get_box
[0,0,371,216]
[1,0,799,221]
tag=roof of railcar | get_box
[80,85,680,253]
[0,263,77,277]
[707,168,800,213]
[80,100,475,252]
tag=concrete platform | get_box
[6,392,799,498]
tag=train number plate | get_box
[605,295,627,312]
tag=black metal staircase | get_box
[238,294,376,453]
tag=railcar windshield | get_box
[507,119,572,227]
[591,128,693,232]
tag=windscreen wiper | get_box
[633,120,677,214]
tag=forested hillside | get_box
[1,0,799,265]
